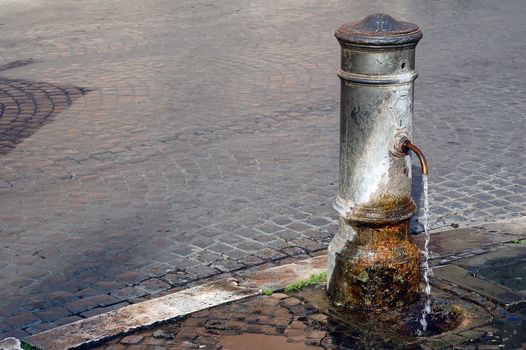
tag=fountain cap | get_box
[335,13,423,48]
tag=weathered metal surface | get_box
[328,13,423,308]
[328,220,421,308]
[335,13,422,47]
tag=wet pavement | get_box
[85,284,523,350]
[25,222,526,349]
[85,226,526,350]
[1,0,526,339]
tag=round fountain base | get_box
[328,220,421,309]
[298,284,492,348]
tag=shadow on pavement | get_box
[0,59,90,155]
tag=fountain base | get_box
[328,219,421,309]
[298,284,492,348]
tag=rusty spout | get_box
[402,140,428,176]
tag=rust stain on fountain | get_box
[329,220,420,309]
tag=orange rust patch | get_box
[350,195,416,223]
[329,220,420,309]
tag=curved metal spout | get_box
[402,140,428,175]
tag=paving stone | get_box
[305,217,332,227]
[135,278,171,295]
[81,302,129,318]
[272,217,293,226]
[74,288,101,298]
[110,287,148,301]
[184,265,221,279]
[6,312,40,328]
[254,248,287,261]
[0,329,29,340]
[271,293,289,300]
[0,323,11,333]
[64,294,119,314]
[152,329,174,339]
[174,327,199,340]
[103,344,127,350]
[34,307,71,323]
[162,271,196,287]
[288,320,307,330]
[286,222,312,233]
[281,298,303,307]
[207,243,234,255]
[115,272,148,286]
[268,317,291,327]
[235,240,266,252]
[24,322,58,335]
[210,258,245,273]
[182,318,206,328]
[256,224,283,234]
[120,335,144,345]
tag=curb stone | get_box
[25,256,326,350]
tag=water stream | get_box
[418,174,432,334]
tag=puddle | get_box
[415,228,492,255]
[477,258,526,292]
[459,247,526,292]
[486,307,526,348]
[436,246,526,308]
[220,333,319,350]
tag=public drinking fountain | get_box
[327,13,430,310]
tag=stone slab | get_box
[434,264,526,310]
[454,245,526,295]
[414,219,526,258]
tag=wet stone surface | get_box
[456,245,526,292]
[1,0,526,339]
[88,293,327,350]
[83,228,526,350]
[434,244,526,310]
[86,284,526,350]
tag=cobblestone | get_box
[85,284,520,350]
[63,295,119,314]
[1,0,526,338]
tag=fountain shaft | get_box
[327,14,423,309]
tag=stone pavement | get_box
[84,292,496,350]
[1,0,525,339]
[89,293,355,350]
[76,222,526,350]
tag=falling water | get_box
[418,175,432,334]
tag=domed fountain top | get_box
[335,13,422,47]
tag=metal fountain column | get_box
[327,14,425,309]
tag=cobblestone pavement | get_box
[89,293,342,350]
[86,291,518,350]
[1,0,525,339]
[83,223,526,350]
